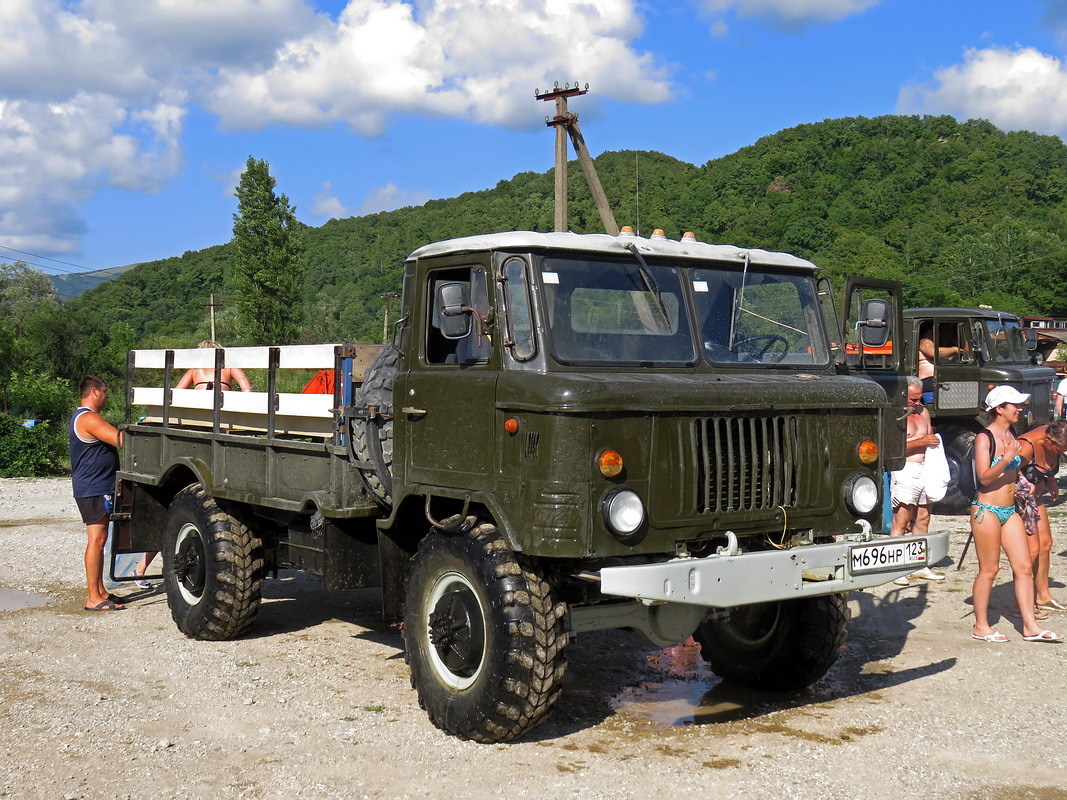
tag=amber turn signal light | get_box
[857,440,879,464]
[598,449,624,477]
[504,417,519,434]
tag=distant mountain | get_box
[50,263,141,300]
[70,114,1067,347]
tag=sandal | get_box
[1022,630,1064,643]
[1036,598,1067,612]
[972,631,1010,643]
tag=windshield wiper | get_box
[624,242,670,328]
[728,251,751,349]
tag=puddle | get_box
[0,588,50,611]
[610,637,723,726]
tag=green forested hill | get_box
[70,114,1067,350]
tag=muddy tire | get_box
[351,345,399,507]
[932,427,976,515]
[403,522,568,742]
[693,594,848,691]
[162,484,265,641]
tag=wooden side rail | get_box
[127,343,384,439]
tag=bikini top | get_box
[990,454,1023,472]
[194,380,232,390]
[1018,437,1056,484]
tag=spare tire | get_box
[350,345,400,507]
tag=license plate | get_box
[849,538,927,575]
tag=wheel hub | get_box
[428,588,484,677]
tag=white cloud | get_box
[898,47,1067,136]
[205,0,671,133]
[311,181,351,219]
[358,182,432,215]
[0,0,671,256]
[0,94,184,253]
[697,0,879,24]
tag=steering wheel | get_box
[734,334,790,363]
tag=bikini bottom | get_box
[972,501,1017,525]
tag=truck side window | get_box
[935,322,966,361]
[503,257,536,361]
[426,267,492,365]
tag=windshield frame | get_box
[530,253,831,370]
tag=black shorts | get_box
[75,496,111,525]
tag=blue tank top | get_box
[69,407,119,497]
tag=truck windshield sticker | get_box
[693,280,709,293]
[542,271,559,284]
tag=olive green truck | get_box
[114,230,949,742]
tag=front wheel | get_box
[403,522,568,742]
[693,594,848,691]
[163,484,265,641]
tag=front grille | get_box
[695,415,800,513]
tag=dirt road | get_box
[1,478,1065,800]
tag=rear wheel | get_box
[163,484,264,640]
[403,522,568,742]
[693,594,848,691]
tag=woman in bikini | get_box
[174,340,253,392]
[970,385,1062,643]
[1017,421,1067,613]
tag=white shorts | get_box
[891,460,929,507]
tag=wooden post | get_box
[537,83,618,235]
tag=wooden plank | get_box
[132,388,334,419]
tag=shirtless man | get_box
[917,321,959,404]
[890,375,945,585]
[174,340,253,392]
[70,376,125,611]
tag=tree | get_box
[230,157,305,344]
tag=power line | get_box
[0,243,97,273]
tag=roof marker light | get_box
[681,231,697,242]
[651,229,666,240]
[619,226,636,238]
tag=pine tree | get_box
[230,157,304,344]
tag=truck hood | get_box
[496,371,888,414]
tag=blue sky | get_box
[2,0,1066,277]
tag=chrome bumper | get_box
[598,531,951,608]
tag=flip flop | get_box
[1036,599,1067,612]
[84,599,125,612]
[1021,630,1064,643]
[972,631,1009,643]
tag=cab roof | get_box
[408,231,819,272]
[904,307,1021,321]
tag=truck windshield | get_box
[983,318,1028,363]
[693,267,829,367]
[541,257,696,365]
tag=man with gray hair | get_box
[890,375,945,585]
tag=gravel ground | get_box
[1,477,1066,800]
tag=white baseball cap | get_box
[983,385,1031,411]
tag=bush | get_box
[3,372,76,422]
[0,414,67,477]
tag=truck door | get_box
[839,277,907,470]
[399,263,498,490]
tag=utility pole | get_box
[204,294,221,342]
[535,83,619,236]
[381,292,399,342]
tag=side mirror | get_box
[435,282,472,340]
[858,298,891,348]
[1024,329,1038,352]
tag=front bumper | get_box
[598,531,950,608]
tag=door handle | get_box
[402,406,427,416]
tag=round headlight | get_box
[845,474,879,515]
[603,488,646,541]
